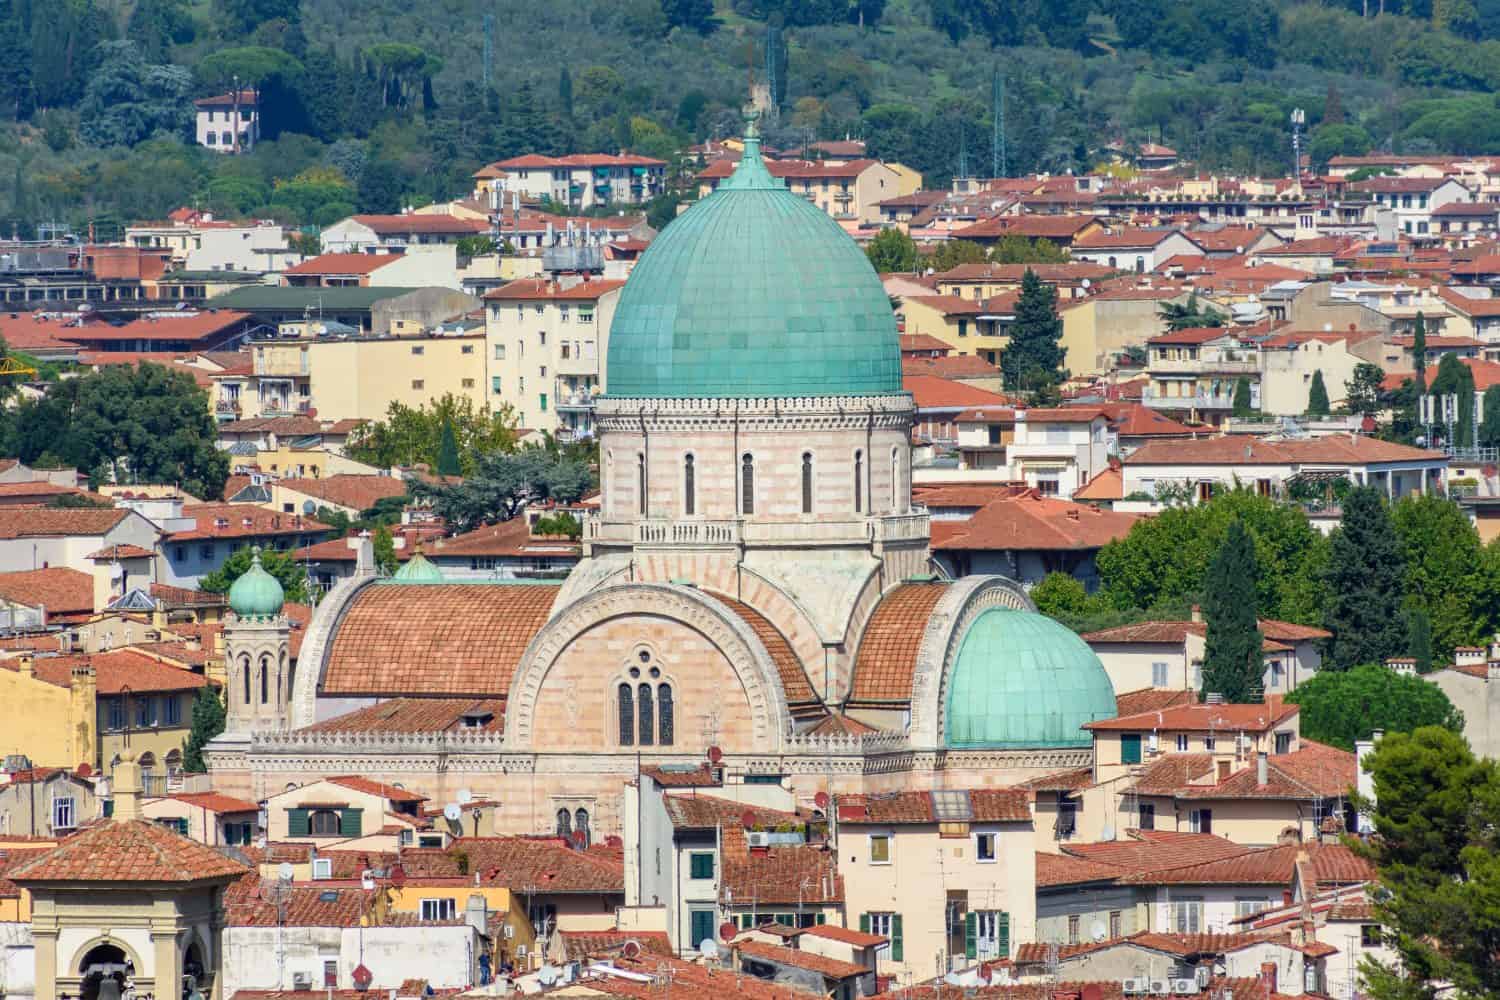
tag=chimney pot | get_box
[1257,750,1269,786]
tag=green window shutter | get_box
[999,912,1010,958]
[287,808,310,837]
[176,818,189,836]
[690,852,714,879]
[1121,734,1142,765]
[859,913,870,934]
[103,800,114,818]
[816,912,826,925]
[965,912,977,959]
[341,808,363,838]
[891,914,903,962]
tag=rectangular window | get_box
[1109,911,1122,939]
[975,832,996,862]
[461,344,474,354]
[689,852,715,879]
[1361,925,1382,948]
[421,898,457,921]
[462,378,476,388]
[163,695,180,726]
[1151,662,1169,687]
[108,699,125,731]
[492,376,501,393]
[52,796,75,830]
[1068,914,1080,945]
[1056,799,1077,837]
[869,834,891,864]
[863,912,901,961]
[1120,733,1143,765]
[494,344,505,360]
[411,346,424,355]
[1173,898,1204,934]
[411,379,425,390]
[958,319,969,338]
[1235,897,1270,919]
[1275,731,1293,754]
[1204,735,1216,751]
[689,909,716,950]
[136,697,153,728]
[324,960,338,988]
[540,393,548,412]
[1190,808,1212,834]
[1138,802,1155,830]
[1176,734,1189,752]
[312,857,333,878]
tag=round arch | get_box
[69,935,144,978]
[504,583,793,750]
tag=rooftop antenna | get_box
[993,69,1006,179]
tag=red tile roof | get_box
[300,697,505,735]
[934,493,1141,552]
[936,262,1116,283]
[350,214,489,235]
[662,794,801,831]
[849,583,948,703]
[1061,830,1247,871]
[275,475,409,511]
[801,923,887,947]
[282,254,401,276]
[87,543,156,560]
[321,584,559,697]
[1104,403,1198,438]
[952,215,1101,241]
[10,820,248,883]
[1124,433,1444,467]
[4,649,210,695]
[1017,767,1094,792]
[640,764,721,787]
[326,776,427,803]
[736,939,868,979]
[399,836,623,893]
[1115,688,1198,717]
[168,503,330,541]
[904,374,1015,410]
[428,516,581,559]
[903,355,1005,380]
[1075,228,1189,250]
[0,507,130,539]
[1036,851,1128,887]
[722,831,842,905]
[1074,467,1124,502]
[715,594,817,706]
[1085,698,1299,733]
[167,792,260,814]
[483,278,625,301]
[60,311,253,344]
[225,870,376,927]
[0,568,93,616]
[556,930,674,961]
[836,789,1031,824]
[1148,326,1236,346]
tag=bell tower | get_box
[222,548,292,735]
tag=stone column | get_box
[30,924,57,1000]
[151,927,181,1000]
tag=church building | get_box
[206,114,1118,841]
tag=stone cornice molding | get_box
[596,394,914,434]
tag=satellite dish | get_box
[719,921,737,941]
[1081,278,1091,289]
[457,788,474,805]
[361,872,375,890]
[1100,825,1117,842]
[1091,921,1108,942]
[537,966,560,986]
[621,940,642,960]
[814,791,829,810]
[707,746,723,764]
[76,762,92,778]
[699,938,721,960]
[444,803,463,823]
[277,862,295,883]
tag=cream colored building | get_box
[252,334,488,424]
[1257,329,1384,417]
[263,776,428,845]
[1060,288,1189,375]
[483,277,624,437]
[836,790,1035,979]
[897,295,1010,367]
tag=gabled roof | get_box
[1075,228,1194,250]
[167,792,261,814]
[662,794,800,831]
[0,507,130,539]
[933,493,1140,552]
[836,789,1032,824]
[1036,851,1128,888]
[300,697,505,735]
[168,503,331,541]
[736,939,868,980]
[1085,698,1299,734]
[4,650,210,695]
[274,474,409,511]
[482,278,625,301]
[428,516,581,559]
[1124,433,1444,467]
[400,836,623,893]
[0,567,93,617]
[348,214,489,235]
[1061,830,1247,872]
[903,374,1015,410]
[10,820,248,883]
[282,253,402,276]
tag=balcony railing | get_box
[587,509,931,548]
[1143,391,1247,411]
[1149,357,1259,374]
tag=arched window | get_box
[618,682,634,746]
[684,454,696,516]
[164,749,182,780]
[801,452,814,514]
[638,684,654,746]
[1108,255,1118,269]
[854,450,863,513]
[310,809,340,836]
[574,808,590,847]
[555,808,572,838]
[658,684,674,746]
[637,453,647,515]
[241,654,251,706]
[741,454,755,515]
[891,448,901,511]
[259,656,270,704]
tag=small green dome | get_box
[945,607,1117,749]
[393,549,444,583]
[605,112,902,399]
[228,548,284,617]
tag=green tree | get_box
[1346,362,1385,419]
[1392,493,1491,656]
[1287,666,1462,751]
[356,158,405,214]
[199,545,311,604]
[218,0,301,36]
[1324,487,1408,669]
[1001,268,1067,395]
[1357,727,1500,999]
[533,511,583,539]
[344,394,518,475]
[925,240,988,273]
[1030,572,1096,619]
[1232,376,1255,419]
[78,41,194,148]
[1159,292,1226,331]
[455,235,498,259]
[411,447,595,532]
[865,228,920,273]
[436,419,462,477]
[1412,311,1429,392]
[1307,369,1330,417]
[558,66,573,116]
[373,524,398,574]
[1481,385,1500,447]
[661,0,716,33]
[1200,520,1264,702]
[1430,352,1476,449]
[989,236,1069,264]
[181,686,225,773]
[1407,605,1433,674]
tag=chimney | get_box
[1257,750,1268,786]
[17,653,33,680]
[111,752,144,822]
[1259,961,1277,995]
[1355,732,1380,834]
[1190,604,1203,624]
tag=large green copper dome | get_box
[605,114,902,399]
[945,607,1117,749]
[228,547,285,618]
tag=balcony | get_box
[1149,357,1259,375]
[1143,391,1246,411]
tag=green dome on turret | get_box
[944,607,1117,749]
[228,547,285,618]
[605,111,902,399]
[393,547,445,583]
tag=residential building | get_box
[1083,613,1329,698]
[267,474,410,519]
[697,157,909,224]
[1256,328,1385,417]
[54,309,258,354]
[125,215,292,272]
[1071,229,1204,273]
[319,214,490,253]
[0,567,97,627]
[425,516,582,581]
[1121,434,1447,506]
[1059,284,1191,376]
[482,276,625,437]
[948,407,1116,495]
[477,153,667,210]
[948,215,1105,249]
[0,768,99,838]
[836,789,1036,977]
[162,503,332,586]
[141,791,261,846]
[933,262,1116,302]
[1143,327,1262,425]
[904,374,1015,447]
[281,249,461,291]
[1347,176,1472,236]
[1428,646,1500,758]
[263,776,428,845]
[896,293,1013,366]
[0,507,162,577]
[194,89,260,152]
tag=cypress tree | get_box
[437,419,462,477]
[182,687,226,773]
[1307,370,1330,417]
[1001,268,1066,396]
[1200,519,1264,703]
[1407,606,1433,674]
[1232,376,1254,419]
[1412,311,1428,391]
[1324,487,1408,669]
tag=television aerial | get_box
[277,862,294,883]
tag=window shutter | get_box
[176,818,189,836]
[999,912,1010,958]
[341,808,363,838]
[859,913,870,934]
[287,808,310,837]
[816,912,826,925]
[891,914,903,962]
[965,913,977,959]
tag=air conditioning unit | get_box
[746,831,770,848]
[1172,978,1199,994]
[292,972,313,990]
[516,944,528,958]
[1150,979,1171,995]
[504,924,515,939]
[1123,978,1150,994]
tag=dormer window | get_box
[462,710,493,728]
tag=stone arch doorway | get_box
[77,942,131,1000]
[183,936,209,998]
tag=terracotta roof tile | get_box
[168,503,330,541]
[903,374,1015,410]
[282,254,402,276]
[321,584,559,697]
[429,517,581,559]
[722,834,842,905]
[3,649,210,694]
[1073,467,1124,502]
[836,789,1031,824]
[483,278,625,301]
[167,792,260,814]
[224,870,376,927]
[556,930,674,961]
[0,507,129,539]
[801,923,887,947]
[1017,767,1094,792]
[1124,433,1444,467]
[10,820,247,883]
[1131,753,1217,795]
[849,583,948,703]
[737,939,868,979]
[934,494,1140,552]
[662,794,801,831]
[1036,851,1125,887]
[1086,697,1299,733]
[275,475,408,512]
[150,582,226,606]
[399,836,623,893]
[326,776,427,803]
[0,568,93,616]
[300,697,505,735]
[87,543,156,560]
[714,595,817,705]
[1061,830,1247,872]
[640,764,721,787]
[805,712,879,737]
